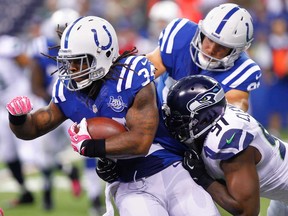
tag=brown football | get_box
[86,117,127,139]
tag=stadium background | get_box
[1,0,288,215]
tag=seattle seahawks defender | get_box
[164,75,288,215]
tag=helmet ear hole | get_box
[106,50,111,58]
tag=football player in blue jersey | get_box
[146,3,261,112]
[28,8,84,210]
[6,16,220,215]
[164,75,288,216]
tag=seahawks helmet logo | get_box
[186,85,224,116]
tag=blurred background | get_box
[0,0,287,215]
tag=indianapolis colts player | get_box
[164,75,288,216]
[6,16,220,216]
[146,3,261,112]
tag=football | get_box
[86,117,127,139]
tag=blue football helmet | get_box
[163,75,226,145]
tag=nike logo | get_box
[141,58,148,65]
[226,132,236,144]
[256,73,262,80]
[172,161,181,167]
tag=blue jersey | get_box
[52,55,183,182]
[157,18,262,103]
[155,18,262,155]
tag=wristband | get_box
[8,113,27,125]
[81,139,106,158]
[199,173,215,190]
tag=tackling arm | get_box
[213,146,260,216]
[184,146,260,215]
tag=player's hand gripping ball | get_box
[86,117,127,139]
[69,117,127,154]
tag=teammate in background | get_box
[136,0,183,54]
[146,3,261,112]
[6,16,220,215]
[164,75,288,216]
[0,35,34,207]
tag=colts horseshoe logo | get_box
[91,25,112,50]
[245,22,253,42]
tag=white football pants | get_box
[106,161,220,216]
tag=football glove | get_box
[96,158,119,183]
[6,96,33,125]
[183,149,214,190]
[68,118,91,155]
[6,96,33,116]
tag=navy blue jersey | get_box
[52,55,183,182]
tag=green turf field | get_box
[0,187,270,216]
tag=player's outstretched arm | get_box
[6,96,66,140]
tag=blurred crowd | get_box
[0,0,287,215]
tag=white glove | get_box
[68,118,91,155]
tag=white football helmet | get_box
[41,8,80,40]
[149,1,181,23]
[190,3,254,71]
[148,1,182,39]
[57,16,120,91]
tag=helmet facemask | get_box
[163,105,192,143]
[57,54,106,91]
[164,75,227,147]
[190,29,246,71]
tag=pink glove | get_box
[68,118,91,155]
[6,96,33,116]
